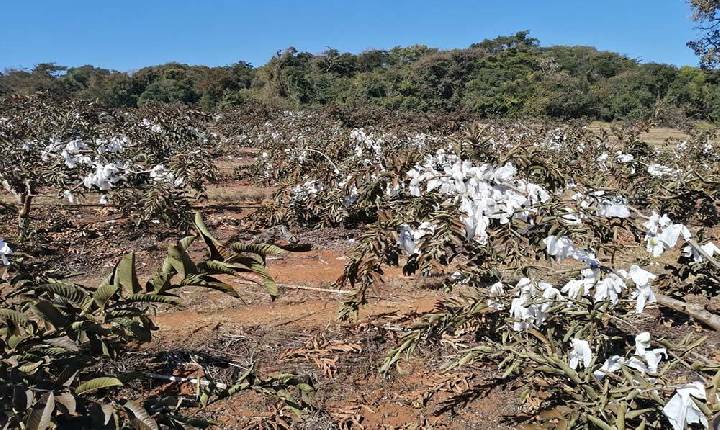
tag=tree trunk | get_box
[15,181,34,240]
[656,294,720,331]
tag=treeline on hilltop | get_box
[2,32,719,123]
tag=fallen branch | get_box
[686,239,720,272]
[279,284,354,295]
[29,202,264,210]
[656,294,720,331]
[147,373,227,389]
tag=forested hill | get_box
[2,32,719,123]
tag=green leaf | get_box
[230,242,285,257]
[199,391,209,407]
[94,281,118,308]
[105,309,146,319]
[124,294,179,305]
[585,414,614,430]
[188,276,240,298]
[202,259,255,275]
[116,253,141,296]
[19,361,43,374]
[179,235,196,251]
[31,300,70,328]
[147,261,173,294]
[194,211,222,260]
[7,333,27,349]
[231,253,264,267]
[0,308,29,327]
[76,377,124,395]
[159,256,175,276]
[297,382,315,393]
[167,242,197,278]
[202,260,237,275]
[36,282,88,304]
[379,333,419,374]
[250,263,278,299]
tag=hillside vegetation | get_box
[2,32,720,123]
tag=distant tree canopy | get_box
[688,0,720,69]
[2,32,720,123]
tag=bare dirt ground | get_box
[1,128,718,429]
[148,248,518,429]
[135,202,522,428]
[0,156,521,429]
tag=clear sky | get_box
[0,0,703,72]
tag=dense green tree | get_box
[546,46,635,82]
[530,71,596,118]
[593,64,677,121]
[0,63,66,96]
[462,45,540,116]
[93,73,139,107]
[469,30,539,53]
[356,49,391,72]
[138,78,197,105]
[667,66,720,121]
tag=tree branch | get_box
[656,294,720,331]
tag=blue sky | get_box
[0,0,703,72]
